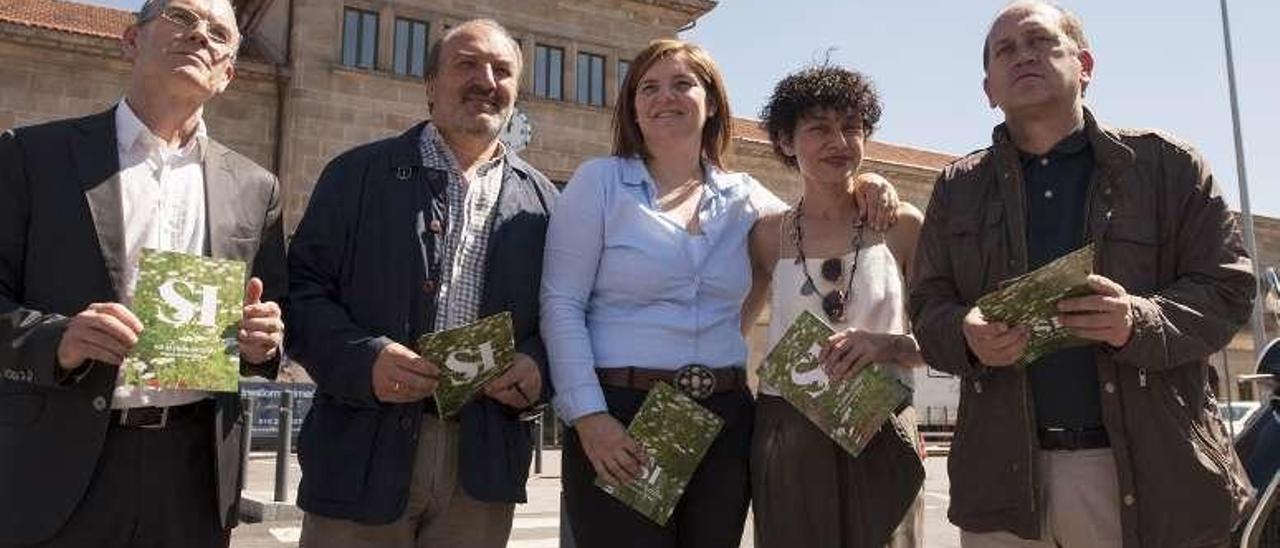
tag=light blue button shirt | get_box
[541,156,783,423]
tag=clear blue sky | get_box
[683,1,1279,217]
[85,0,1277,217]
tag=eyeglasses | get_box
[154,5,237,51]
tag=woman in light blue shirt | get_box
[542,39,898,546]
[541,39,780,547]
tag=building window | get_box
[342,8,377,69]
[617,59,631,95]
[576,52,605,106]
[393,18,428,77]
[534,45,564,100]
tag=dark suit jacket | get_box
[0,108,286,545]
[285,122,557,523]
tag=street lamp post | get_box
[1219,0,1266,357]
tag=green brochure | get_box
[759,310,910,457]
[417,312,515,418]
[976,243,1096,365]
[597,382,724,526]
[123,249,246,392]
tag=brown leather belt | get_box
[596,365,745,400]
[110,400,210,430]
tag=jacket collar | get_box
[992,106,1135,183]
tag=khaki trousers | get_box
[961,448,1122,548]
[299,415,515,548]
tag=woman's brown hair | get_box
[612,39,733,169]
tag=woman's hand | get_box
[819,329,906,381]
[574,413,648,486]
[853,172,900,232]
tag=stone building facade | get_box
[0,0,1274,399]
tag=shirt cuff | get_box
[553,383,608,425]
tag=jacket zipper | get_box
[1170,384,1234,481]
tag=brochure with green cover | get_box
[417,312,515,418]
[976,243,1096,365]
[123,249,246,392]
[759,310,910,457]
[597,382,724,526]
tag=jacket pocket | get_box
[299,398,380,502]
[1102,215,1160,294]
[947,214,990,298]
[1138,375,1236,545]
[0,392,44,426]
[947,380,1019,517]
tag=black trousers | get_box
[21,400,229,548]
[562,385,753,548]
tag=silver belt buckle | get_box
[673,364,716,400]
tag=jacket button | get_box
[400,416,413,430]
[92,396,107,411]
[1105,382,1116,394]
[1123,494,1135,506]
[1103,187,1112,196]
[429,219,443,233]
[422,280,437,293]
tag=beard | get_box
[453,87,512,137]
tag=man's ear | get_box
[983,75,996,109]
[122,25,141,62]
[1077,48,1095,96]
[214,63,236,95]
[424,77,436,114]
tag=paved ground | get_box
[232,449,960,547]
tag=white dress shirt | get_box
[111,100,212,410]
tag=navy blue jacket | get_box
[285,122,557,523]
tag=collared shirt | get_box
[419,123,506,331]
[112,100,211,409]
[1021,128,1104,430]
[541,156,786,423]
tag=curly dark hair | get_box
[760,65,882,169]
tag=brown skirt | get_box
[750,395,925,548]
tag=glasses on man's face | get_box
[155,5,237,50]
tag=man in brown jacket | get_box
[910,2,1256,547]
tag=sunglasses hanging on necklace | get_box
[790,197,865,323]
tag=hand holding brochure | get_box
[759,310,910,457]
[597,382,724,526]
[417,312,515,417]
[123,249,246,392]
[976,243,1096,365]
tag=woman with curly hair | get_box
[541,36,902,545]
[743,65,927,548]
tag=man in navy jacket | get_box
[285,18,556,548]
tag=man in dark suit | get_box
[0,0,285,546]
[285,18,556,548]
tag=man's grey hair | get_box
[982,0,1090,71]
[423,18,523,82]
[135,0,242,58]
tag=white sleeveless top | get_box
[761,231,912,396]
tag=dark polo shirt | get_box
[1022,129,1104,430]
